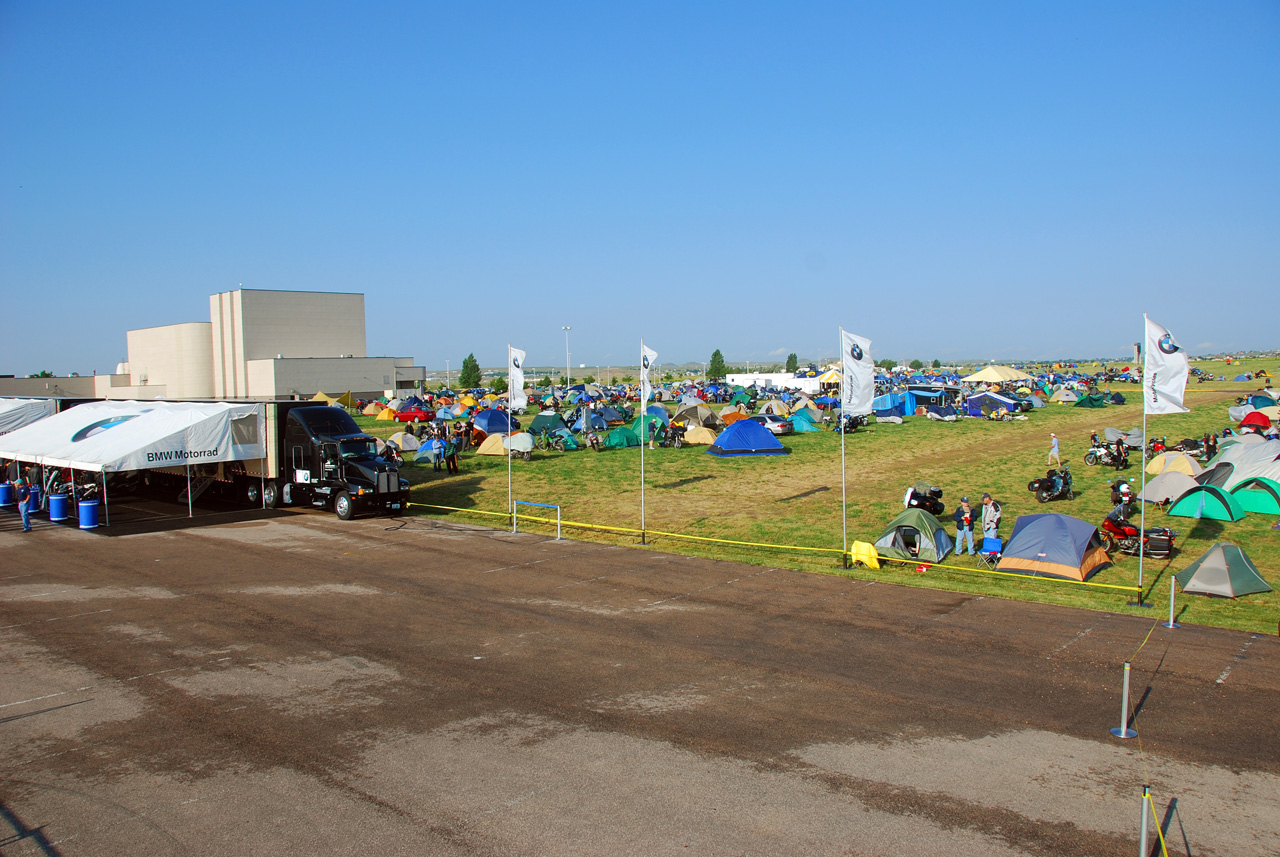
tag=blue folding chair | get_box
[977,536,1003,570]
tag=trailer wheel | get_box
[263,480,280,509]
[246,481,262,506]
[334,491,354,521]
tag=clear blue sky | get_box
[2,2,1277,375]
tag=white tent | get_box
[0,398,57,436]
[0,400,266,472]
[962,365,1032,383]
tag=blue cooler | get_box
[78,499,100,530]
[48,493,69,522]
[0,482,13,507]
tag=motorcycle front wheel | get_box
[1036,488,1052,504]
[1100,532,1117,553]
[1084,452,1098,466]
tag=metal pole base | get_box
[1162,621,1181,629]
[1111,726,1137,739]
[1126,600,1154,609]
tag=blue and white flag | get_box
[840,329,874,416]
[640,342,658,403]
[1143,316,1189,415]
[508,345,528,411]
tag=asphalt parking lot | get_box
[2,506,1278,856]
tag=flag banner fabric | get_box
[1143,316,1189,415]
[508,346,528,411]
[640,343,658,403]
[840,329,874,416]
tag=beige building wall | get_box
[211,289,366,397]
[125,322,214,398]
[245,357,424,399]
[0,376,102,398]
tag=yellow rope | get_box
[875,556,1142,592]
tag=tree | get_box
[932,359,941,369]
[458,353,482,388]
[26,370,54,378]
[909,359,924,370]
[662,372,673,382]
[583,375,596,384]
[539,375,553,388]
[620,374,635,383]
[785,353,799,373]
[875,358,896,370]
[491,376,508,394]
[708,349,726,380]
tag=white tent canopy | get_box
[962,365,1033,383]
[0,400,266,473]
[0,398,57,436]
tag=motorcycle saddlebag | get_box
[1145,528,1175,557]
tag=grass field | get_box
[364,358,1279,634]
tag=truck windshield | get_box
[339,439,378,459]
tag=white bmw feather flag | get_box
[840,329,874,416]
[1143,316,1189,415]
[640,342,658,403]
[508,345,528,411]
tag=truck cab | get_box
[271,406,409,519]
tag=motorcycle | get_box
[905,484,945,516]
[832,414,870,433]
[1083,442,1123,467]
[1100,515,1177,559]
[534,430,567,452]
[1027,466,1074,503]
[659,422,686,448]
[585,431,603,452]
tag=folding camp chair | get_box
[977,537,1003,570]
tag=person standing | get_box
[1114,437,1127,471]
[1048,433,1061,467]
[16,476,32,533]
[980,493,1001,542]
[953,497,976,556]
[430,434,445,472]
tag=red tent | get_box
[1240,411,1273,430]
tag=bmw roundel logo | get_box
[1158,333,1180,355]
[642,356,650,369]
[850,343,864,362]
[71,414,143,443]
[512,356,521,369]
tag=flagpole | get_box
[640,338,646,545]
[508,344,515,532]
[840,327,848,567]
[1132,316,1151,607]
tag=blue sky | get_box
[2,2,1276,375]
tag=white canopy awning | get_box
[0,400,266,473]
[0,398,57,436]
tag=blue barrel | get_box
[78,499,100,530]
[29,484,41,511]
[0,482,13,507]
[48,493,69,522]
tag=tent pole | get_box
[640,339,646,546]
[102,469,109,526]
[840,327,848,567]
[186,463,193,518]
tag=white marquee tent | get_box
[0,397,57,436]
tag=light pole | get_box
[561,326,571,390]
[446,359,450,390]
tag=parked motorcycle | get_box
[1083,442,1123,467]
[534,430,567,452]
[586,431,603,452]
[905,483,945,516]
[1100,515,1177,559]
[833,414,871,433]
[1027,466,1074,503]
[660,422,686,448]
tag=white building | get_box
[0,289,424,401]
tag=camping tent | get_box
[572,411,608,432]
[873,509,953,563]
[1048,388,1079,403]
[1228,477,1280,515]
[962,365,1032,383]
[1146,452,1204,477]
[0,398,57,436]
[1105,427,1144,448]
[1240,411,1273,431]
[706,419,787,456]
[1167,485,1247,522]
[672,402,719,427]
[996,513,1111,582]
[604,427,641,449]
[1073,393,1109,409]
[529,412,570,435]
[790,416,820,432]
[683,426,718,445]
[473,409,518,435]
[362,403,383,416]
[758,400,791,416]
[966,392,1017,417]
[386,431,421,452]
[475,433,508,455]
[1175,543,1273,598]
[721,411,748,426]
[1139,471,1199,505]
[873,393,907,418]
[375,408,396,421]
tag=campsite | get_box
[338,358,1280,636]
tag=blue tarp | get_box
[873,393,906,418]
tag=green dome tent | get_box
[1228,477,1280,515]
[1175,543,1273,598]
[603,427,641,449]
[1168,485,1247,522]
[873,508,953,563]
[1072,393,1109,408]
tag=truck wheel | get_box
[263,480,280,509]
[334,491,354,521]
[246,481,261,506]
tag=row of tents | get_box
[868,508,1271,597]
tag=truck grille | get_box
[377,471,396,494]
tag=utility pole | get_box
[561,326,572,388]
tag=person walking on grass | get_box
[953,497,976,556]
[1048,433,1061,467]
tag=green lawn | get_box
[362,357,1279,633]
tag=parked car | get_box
[393,406,435,423]
[750,414,794,436]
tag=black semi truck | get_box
[247,403,409,519]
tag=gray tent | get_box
[1139,471,1199,504]
[873,508,953,563]
[1175,543,1273,598]
[1105,427,1144,448]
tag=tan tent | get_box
[1048,387,1079,403]
[719,404,747,419]
[362,402,384,416]
[673,402,719,427]
[683,426,719,445]
[1146,451,1204,477]
[375,408,397,421]
[334,391,356,408]
[476,433,508,455]
[963,365,1033,383]
[758,400,791,416]
[311,390,336,403]
[387,431,421,452]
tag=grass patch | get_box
[361,358,1279,633]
